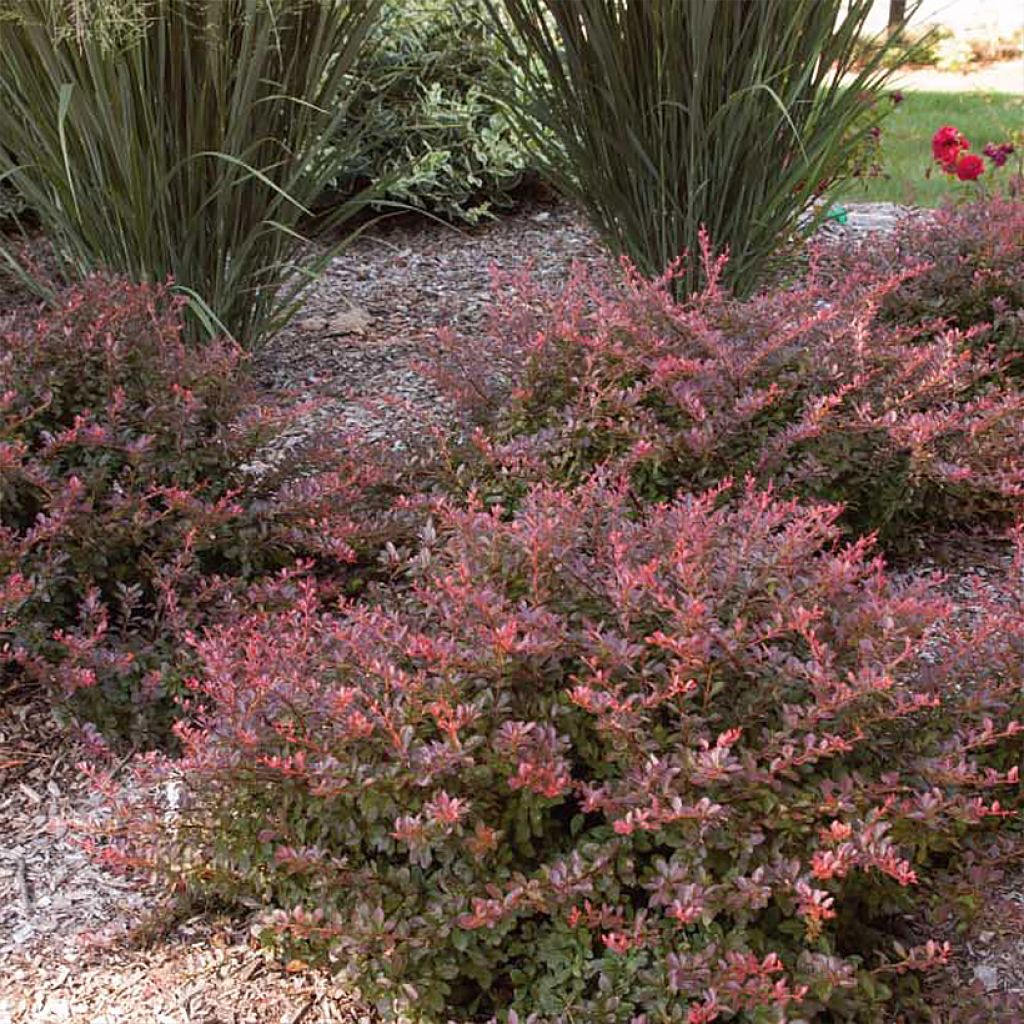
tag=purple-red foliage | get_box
[90,477,1024,1021]
[426,216,1024,545]
[0,276,377,740]
[820,194,1024,373]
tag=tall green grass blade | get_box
[56,83,80,217]
[170,283,236,343]
[0,0,383,346]
[490,0,922,296]
[190,152,315,217]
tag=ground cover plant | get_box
[427,204,1024,548]
[323,0,533,224]
[822,194,1024,375]
[834,90,1023,206]
[0,5,1020,1010]
[0,0,382,345]
[0,276,377,742]
[488,0,911,296]
[89,477,1024,1022]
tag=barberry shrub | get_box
[868,195,1023,373]
[426,233,1024,546]
[0,276,374,740]
[91,477,1023,1021]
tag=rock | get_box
[973,964,1000,991]
[324,306,371,337]
[296,305,372,337]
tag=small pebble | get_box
[973,964,1000,991]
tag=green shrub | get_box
[851,27,945,70]
[489,0,912,296]
[0,0,381,345]
[324,0,533,223]
[0,183,27,225]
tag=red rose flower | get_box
[955,153,984,181]
[932,125,968,172]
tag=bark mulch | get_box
[3,199,1022,1022]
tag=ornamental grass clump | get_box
[488,0,913,296]
[0,276,379,741]
[89,477,1024,1021]
[0,0,380,345]
[426,224,1024,547]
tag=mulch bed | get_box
[2,198,1022,1022]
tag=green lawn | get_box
[833,90,1023,207]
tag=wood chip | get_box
[4,196,1016,1022]
[14,856,33,913]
